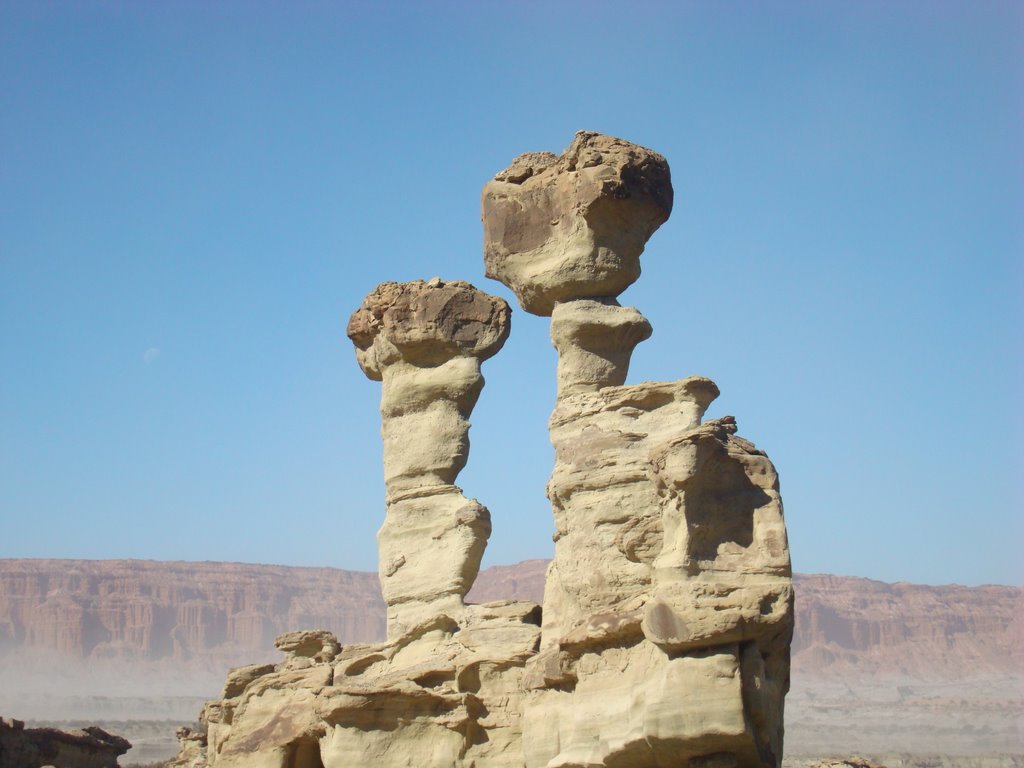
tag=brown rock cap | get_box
[482,131,673,316]
[348,278,511,379]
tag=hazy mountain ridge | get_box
[1,558,1019,681]
[0,559,384,665]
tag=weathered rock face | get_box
[171,600,543,768]
[169,131,792,768]
[482,131,672,316]
[0,560,386,664]
[0,717,130,768]
[791,575,1024,679]
[523,400,793,766]
[347,278,511,638]
[482,133,793,768]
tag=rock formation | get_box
[347,278,511,637]
[0,717,130,768]
[167,131,793,767]
[483,131,793,768]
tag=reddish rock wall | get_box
[0,560,385,663]
[0,559,1019,681]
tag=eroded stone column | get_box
[482,130,675,639]
[483,131,793,768]
[347,278,510,639]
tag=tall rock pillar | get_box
[347,278,511,638]
[483,131,794,768]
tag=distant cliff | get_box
[793,573,1022,678]
[0,558,1019,680]
[0,559,384,667]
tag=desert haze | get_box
[0,558,1020,763]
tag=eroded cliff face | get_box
[792,574,1024,679]
[0,560,385,663]
[1,559,1018,684]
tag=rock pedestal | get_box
[483,131,793,768]
[347,278,510,638]
[170,132,793,768]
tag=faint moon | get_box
[143,347,161,364]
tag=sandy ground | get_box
[15,675,1024,765]
[786,676,1024,755]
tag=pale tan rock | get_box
[482,131,672,315]
[181,597,541,767]
[643,417,792,660]
[169,132,793,768]
[220,662,275,699]
[523,374,792,766]
[318,601,541,768]
[169,726,207,768]
[347,278,510,638]
[523,375,791,767]
[522,643,767,768]
[485,133,794,767]
[550,299,651,396]
[274,629,340,663]
[540,377,719,643]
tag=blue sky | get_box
[1,1,1021,586]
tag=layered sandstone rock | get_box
[176,277,548,768]
[347,277,511,637]
[480,132,793,768]
[168,132,793,768]
[171,601,543,768]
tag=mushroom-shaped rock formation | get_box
[168,133,792,768]
[347,278,511,638]
[483,132,793,768]
[482,131,672,316]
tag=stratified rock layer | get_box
[2,560,1015,686]
[522,377,791,767]
[0,717,130,768]
[171,601,543,768]
[0,559,386,665]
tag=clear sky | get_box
[1,1,1021,586]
